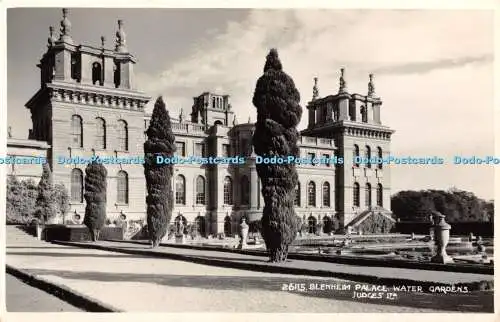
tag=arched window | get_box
[365,145,371,168]
[377,184,383,207]
[361,106,368,123]
[117,171,129,204]
[308,216,317,234]
[365,183,372,207]
[240,175,250,205]
[71,115,83,148]
[175,175,186,205]
[353,182,360,207]
[71,168,83,203]
[71,53,80,81]
[117,120,128,151]
[377,147,383,169]
[224,216,232,236]
[196,176,206,205]
[294,183,301,206]
[322,182,330,207]
[92,62,103,85]
[353,144,360,167]
[333,105,339,121]
[114,61,121,88]
[95,117,106,149]
[212,97,216,108]
[223,176,233,205]
[195,216,205,236]
[307,181,316,207]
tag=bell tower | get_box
[190,92,234,127]
[25,8,151,222]
[301,69,395,229]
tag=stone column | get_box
[337,95,350,121]
[103,56,115,88]
[250,166,258,208]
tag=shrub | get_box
[34,163,57,223]
[54,183,70,223]
[252,49,302,262]
[6,176,37,224]
[357,213,395,234]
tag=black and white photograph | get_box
[2,1,497,317]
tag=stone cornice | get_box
[7,138,51,149]
[307,92,382,109]
[301,121,394,140]
[26,81,151,112]
[45,43,137,63]
[79,45,116,58]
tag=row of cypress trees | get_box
[144,49,302,262]
[35,49,301,263]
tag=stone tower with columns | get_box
[25,8,151,222]
[190,92,234,127]
[301,69,395,230]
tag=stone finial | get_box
[47,26,57,47]
[101,36,106,48]
[233,115,238,126]
[338,68,347,94]
[312,77,319,101]
[248,116,251,123]
[115,19,128,53]
[179,108,184,123]
[59,8,73,43]
[368,73,375,97]
[7,126,12,138]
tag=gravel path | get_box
[6,227,492,313]
[6,273,83,312]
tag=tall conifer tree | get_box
[83,162,107,241]
[252,49,303,262]
[144,96,176,247]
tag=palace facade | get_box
[7,9,395,236]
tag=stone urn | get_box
[35,222,44,240]
[431,213,454,264]
[238,218,249,249]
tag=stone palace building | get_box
[7,9,395,236]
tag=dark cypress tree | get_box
[34,163,57,223]
[83,162,107,241]
[252,49,302,262]
[144,96,176,248]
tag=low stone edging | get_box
[52,240,494,292]
[6,264,121,312]
[111,239,494,275]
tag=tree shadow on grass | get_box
[18,268,493,313]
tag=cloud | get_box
[371,54,493,76]
[134,9,494,198]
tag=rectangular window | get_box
[241,139,248,156]
[308,152,316,166]
[323,154,330,167]
[194,143,205,157]
[175,142,186,157]
[222,144,231,157]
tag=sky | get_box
[6,8,495,200]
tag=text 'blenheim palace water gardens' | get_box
[7,9,394,237]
